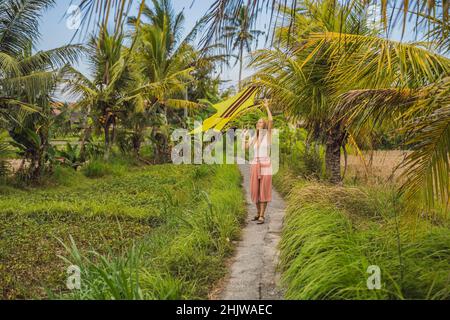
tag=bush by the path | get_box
[275,167,450,300]
[0,162,245,299]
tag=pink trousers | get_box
[250,161,272,204]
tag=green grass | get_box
[274,167,450,300]
[0,161,245,299]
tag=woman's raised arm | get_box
[264,99,273,131]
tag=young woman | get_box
[244,99,273,224]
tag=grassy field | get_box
[342,150,410,184]
[0,160,245,299]
[274,165,450,300]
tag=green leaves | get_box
[0,1,84,181]
[0,0,55,55]
[305,32,450,92]
[337,79,449,210]
[251,0,450,208]
[399,77,450,209]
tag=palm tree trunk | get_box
[104,119,112,161]
[111,116,117,146]
[325,124,345,184]
[79,106,91,162]
[238,42,243,91]
[132,123,143,156]
[79,126,91,163]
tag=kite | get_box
[191,86,258,134]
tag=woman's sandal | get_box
[252,215,260,221]
[257,217,265,224]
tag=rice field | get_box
[0,162,245,299]
[343,150,410,184]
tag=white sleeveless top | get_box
[253,133,270,158]
[251,133,271,166]
[251,133,272,175]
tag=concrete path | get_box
[219,164,286,300]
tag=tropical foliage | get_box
[0,0,82,180]
[250,0,449,208]
[201,0,450,53]
[1,0,449,301]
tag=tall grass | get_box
[57,164,245,300]
[1,159,245,299]
[277,168,450,300]
[82,156,137,178]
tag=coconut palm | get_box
[0,0,82,179]
[0,0,79,111]
[127,0,210,161]
[254,1,449,194]
[252,0,450,206]
[222,5,264,89]
[251,0,375,183]
[63,27,141,160]
[332,51,450,208]
[201,0,449,53]
[66,0,198,161]
[132,1,195,102]
[337,79,449,208]
[295,7,450,207]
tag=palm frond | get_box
[0,52,20,76]
[299,32,450,91]
[0,98,40,124]
[74,0,134,36]
[198,0,449,51]
[18,44,85,73]
[0,0,55,55]
[399,77,450,208]
[2,71,58,99]
[163,99,200,109]
[337,88,417,128]
[337,78,450,209]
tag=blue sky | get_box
[37,0,254,100]
[38,0,216,51]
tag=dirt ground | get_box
[342,150,410,184]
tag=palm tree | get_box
[337,78,449,208]
[63,28,140,160]
[0,0,82,179]
[128,0,203,161]
[292,11,450,207]
[254,1,448,188]
[327,37,450,208]
[6,45,80,179]
[66,0,198,162]
[65,0,450,205]
[251,1,374,183]
[77,1,449,55]
[222,5,264,90]
[0,0,79,111]
[253,0,449,206]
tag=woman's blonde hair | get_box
[257,118,269,130]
